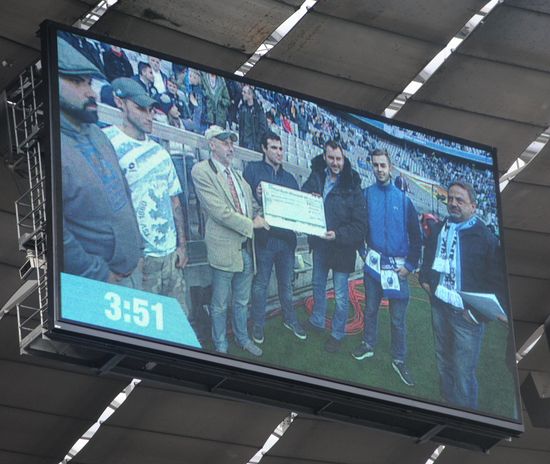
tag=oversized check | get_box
[261,182,326,236]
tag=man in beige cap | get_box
[191,125,268,356]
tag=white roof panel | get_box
[412,54,550,126]
[313,0,486,44]
[460,4,550,73]
[264,11,440,92]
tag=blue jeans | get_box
[309,247,350,340]
[363,272,408,362]
[431,301,485,409]
[210,249,253,352]
[251,237,296,329]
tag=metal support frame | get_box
[97,354,127,376]
[416,424,447,445]
[5,63,49,352]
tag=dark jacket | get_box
[302,154,367,273]
[419,218,508,320]
[238,100,268,152]
[243,160,299,249]
[103,49,134,82]
[61,114,142,281]
[297,110,308,135]
[132,75,158,99]
[188,83,206,133]
[201,75,231,127]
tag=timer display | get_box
[104,292,164,330]
[60,273,200,348]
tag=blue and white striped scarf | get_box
[433,216,477,309]
[365,248,408,300]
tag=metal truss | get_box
[5,63,49,352]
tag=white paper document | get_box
[261,182,327,237]
[459,291,508,322]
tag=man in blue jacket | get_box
[302,141,367,353]
[353,149,421,387]
[243,131,306,343]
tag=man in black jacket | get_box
[103,45,134,83]
[419,181,507,410]
[244,132,305,344]
[132,62,158,99]
[302,141,367,352]
[238,85,268,152]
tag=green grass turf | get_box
[228,277,519,421]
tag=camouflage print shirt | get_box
[103,125,182,257]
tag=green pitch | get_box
[230,277,518,421]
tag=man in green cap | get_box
[103,77,190,317]
[58,37,143,286]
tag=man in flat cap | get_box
[103,77,190,316]
[191,125,269,356]
[58,37,142,286]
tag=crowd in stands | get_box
[383,124,490,158]
[67,32,499,232]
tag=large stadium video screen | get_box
[44,23,521,430]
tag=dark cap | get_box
[205,125,238,142]
[157,93,176,115]
[111,77,157,108]
[57,38,104,79]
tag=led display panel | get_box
[43,22,522,440]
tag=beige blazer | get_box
[191,159,255,272]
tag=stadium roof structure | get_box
[1,1,550,463]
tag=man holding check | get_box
[191,125,269,356]
[302,141,366,353]
[419,180,507,409]
[243,131,306,343]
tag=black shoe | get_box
[392,360,414,386]
[325,336,342,353]
[306,319,325,334]
[283,321,307,340]
[351,342,374,360]
[252,325,264,344]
